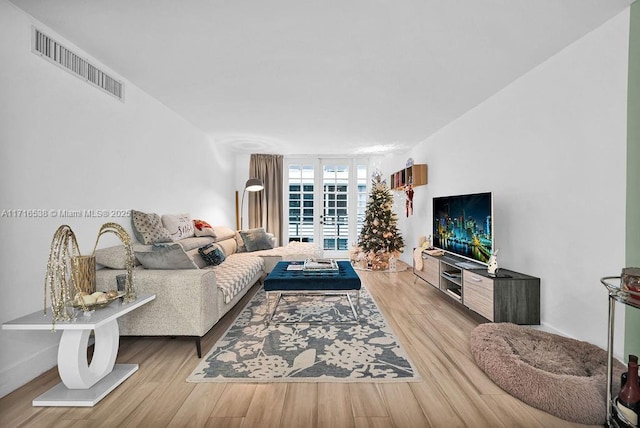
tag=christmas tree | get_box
[356,172,405,270]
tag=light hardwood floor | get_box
[0,267,598,428]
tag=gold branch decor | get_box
[44,225,82,322]
[92,222,136,303]
[44,223,137,323]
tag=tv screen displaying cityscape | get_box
[432,192,493,264]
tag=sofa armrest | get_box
[96,267,220,337]
[265,233,278,248]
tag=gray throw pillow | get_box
[131,210,172,245]
[239,227,274,252]
[134,243,198,269]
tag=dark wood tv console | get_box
[414,250,540,324]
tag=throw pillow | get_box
[131,210,172,245]
[239,227,274,252]
[193,219,216,238]
[134,243,199,269]
[161,213,195,242]
[198,243,226,266]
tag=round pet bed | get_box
[470,323,625,425]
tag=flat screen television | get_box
[432,192,493,265]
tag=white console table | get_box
[2,293,155,407]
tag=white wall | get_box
[389,9,630,355]
[0,1,236,398]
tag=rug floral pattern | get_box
[188,287,419,382]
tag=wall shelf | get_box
[390,164,427,190]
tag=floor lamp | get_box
[240,178,264,230]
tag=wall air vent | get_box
[31,27,124,101]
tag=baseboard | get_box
[530,322,567,336]
[0,343,58,399]
[533,322,625,362]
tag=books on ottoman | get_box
[303,258,339,274]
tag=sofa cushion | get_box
[131,210,172,245]
[186,249,208,269]
[95,245,142,269]
[162,213,195,241]
[135,243,199,269]
[216,237,238,257]
[212,226,236,242]
[212,253,264,304]
[176,236,215,252]
[240,227,275,252]
[193,219,216,237]
[198,243,226,266]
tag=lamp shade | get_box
[245,178,264,192]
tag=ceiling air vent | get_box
[31,27,124,101]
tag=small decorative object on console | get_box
[71,291,123,310]
[488,249,500,276]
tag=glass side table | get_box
[601,276,640,428]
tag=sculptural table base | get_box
[2,294,155,407]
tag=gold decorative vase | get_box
[71,255,96,294]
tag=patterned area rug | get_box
[187,287,420,382]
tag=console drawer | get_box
[421,255,440,287]
[463,272,494,321]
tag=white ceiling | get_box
[9,0,634,155]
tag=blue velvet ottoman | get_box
[263,261,362,324]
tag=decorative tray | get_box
[303,258,339,273]
[70,292,123,310]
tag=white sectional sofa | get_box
[94,212,321,357]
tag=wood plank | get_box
[242,383,287,428]
[167,383,227,427]
[409,378,465,427]
[354,416,393,428]
[0,367,60,427]
[318,383,354,428]
[379,382,430,427]
[281,383,317,428]
[204,416,244,428]
[348,383,388,417]
[211,383,257,417]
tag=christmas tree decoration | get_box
[355,172,405,270]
